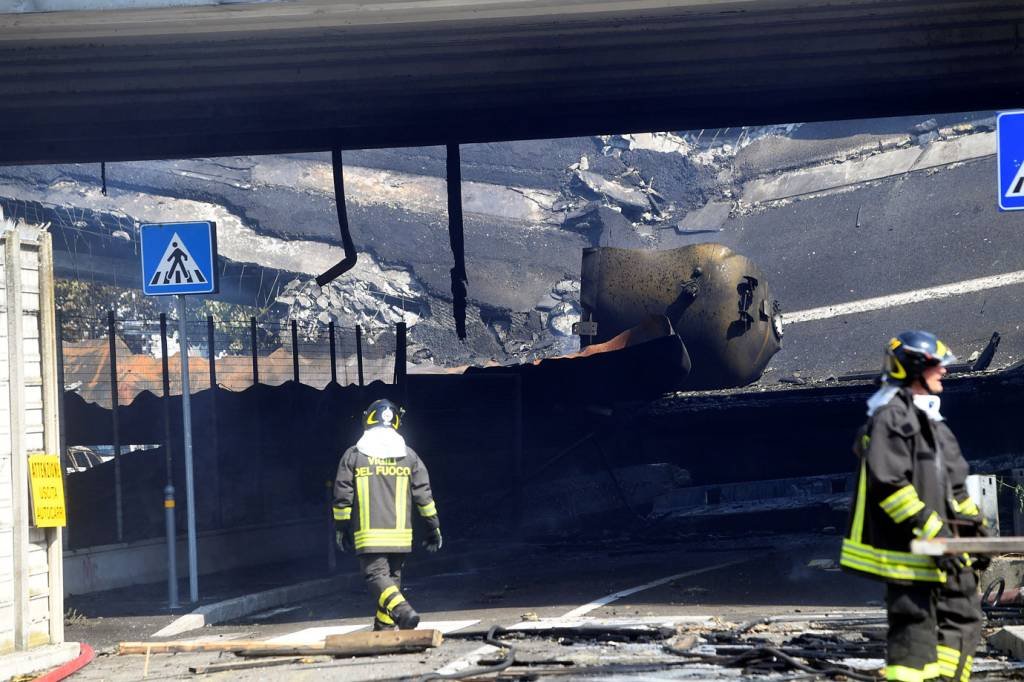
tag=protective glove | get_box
[975,519,996,538]
[935,553,970,574]
[423,527,442,553]
[971,555,991,572]
[335,522,353,553]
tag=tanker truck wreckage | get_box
[465,243,785,409]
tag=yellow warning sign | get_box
[28,454,66,527]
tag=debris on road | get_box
[188,656,329,675]
[119,629,443,658]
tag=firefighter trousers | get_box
[359,553,408,628]
[885,570,983,682]
[936,568,983,682]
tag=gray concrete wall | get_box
[63,517,324,595]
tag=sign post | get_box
[997,111,1024,211]
[140,221,218,605]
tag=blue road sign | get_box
[997,111,1024,211]
[140,221,218,295]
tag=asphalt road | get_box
[68,533,887,680]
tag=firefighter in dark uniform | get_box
[333,399,442,630]
[840,331,990,682]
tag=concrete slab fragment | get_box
[989,626,1024,660]
[743,147,923,203]
[675,201,731,233]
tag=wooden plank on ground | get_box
[189,655,328,674]
[912,536,1024,556]
[121,629,443,658]
[322,629,443,656]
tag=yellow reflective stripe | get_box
[840,539,944,583]
[961,656,973,682]
[923,662,940,680]
[851,462,867,544]
[915,511,944,540]
[385,594,406,612]
[881,485,920,512]
[885,665,931,682]
[936,645,960,678]
[378,585,399,608]
[418,501,437,518]
[957,497,980,517]
[376,610,394,625]
[354,529,413,549]
[357,477,370,530]
[890,499,926,523]
[395,476,408,530]
[333,506,352,521]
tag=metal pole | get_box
[55,310,69,550]
[291,320,300,383]
[207,315,221,528]
[328,321,337,385]
[250,316,259,385]
[177,296,199,603]
[160,314,178,609]
[107,310,123,543]
[356,325,364,387]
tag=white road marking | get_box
[559,559,748,620]
[265,619,479,646]
[784,269,1024,324]
[435,558,749,676]
[267,624,367,645]
[509,615,714,631]
[418,619,480,634]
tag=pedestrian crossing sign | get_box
[997,111,1024,211]
[140,221,218,295]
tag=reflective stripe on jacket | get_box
[840,388,971,584]
[332,444,439,554]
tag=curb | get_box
[153,573,361,638]
[0,642,81,681]
[151,542,514,639]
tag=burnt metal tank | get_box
[579,243,782,389]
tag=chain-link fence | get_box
[60,313,402,409]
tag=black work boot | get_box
[391,602,420,630]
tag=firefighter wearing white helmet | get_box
[841,331,989,682]
[332,399,441,630]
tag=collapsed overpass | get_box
[1,0,1022,165]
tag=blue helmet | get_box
[884,330,956,385]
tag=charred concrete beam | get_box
[1,0,1022,164]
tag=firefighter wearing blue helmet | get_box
[332,399,442,630]
[841,331,990,682]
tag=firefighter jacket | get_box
[840,387,981,584]
[332,444,439,554]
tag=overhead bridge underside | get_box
[1,0,1022,165]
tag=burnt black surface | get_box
[1,1,1022,164]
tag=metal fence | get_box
[59,313,405,409]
